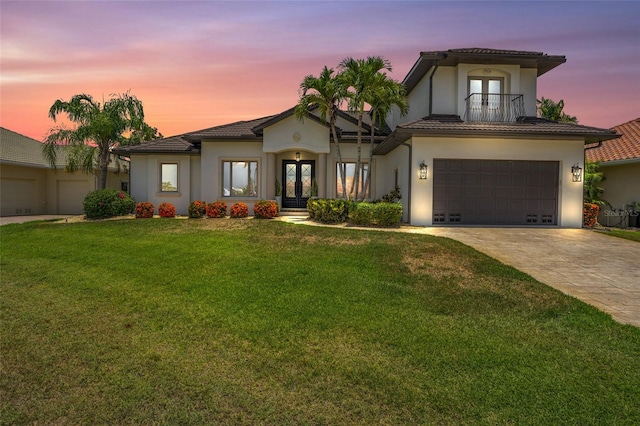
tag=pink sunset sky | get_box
[1,1,639,142]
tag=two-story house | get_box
[115,48,619,227]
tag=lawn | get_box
[596,227,640,243]
[1,219,639,425]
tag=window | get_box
[161,163,178,192]
[222,161,258,197]
[336,162,369,198]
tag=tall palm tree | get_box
[536,97,578,123]
[294,66,349,199]
[361,74,408,201]
[339,56,392,200]
[43,92,157,189]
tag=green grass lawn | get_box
[596,228,640,243]
[2,219,639,425]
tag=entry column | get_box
[317,153,327,198]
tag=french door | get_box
[468,77,503,121]
[282,160,314,208]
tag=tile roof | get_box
[189,115,276,139]
[1,127,63,167]
[421,47,545,56]
[586,118,640,163]
[375,115,620,155]
[113,135,198,154]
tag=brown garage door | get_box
[433,159,559,225]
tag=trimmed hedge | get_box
[135,202,154,218]
[253,200,278,219]
[206,201,227,218]
[307,198,349,224]
[158,202,176,218]
[584,203,599,228]
[230,202,249,218]
[188,200,206,218]
[83,189,135,219]
[350,202,403,227]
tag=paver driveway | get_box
[421,228,640,327]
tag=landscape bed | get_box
[1,219,639,425]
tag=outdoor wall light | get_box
[419,161,428,179]
[571,163,582,182]
[295,151,301,162]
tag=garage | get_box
[57,180,91,214]
[1,178,36,216]
[432,159,559,225]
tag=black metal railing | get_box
[464,93,524,123]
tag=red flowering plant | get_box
[583,203,600,228]
[158,202,176,218]
[230,202,249,218]
[206,201,227,218]
[188,200,206,218]
[135,202,154,218]
[253,200,278,219]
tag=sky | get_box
[1,1,639,141]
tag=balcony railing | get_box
[464,93,524,123]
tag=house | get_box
[115,48,619,227]
[586,118,640,227]
[0,127,128,216]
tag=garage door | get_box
[1,178,36,216]
[57,180,90,214]
[433,159,559,225]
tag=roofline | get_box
[594,158,640,166]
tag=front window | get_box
[337,162,369,198]
[222,161,258,197]
[161,163,178,192]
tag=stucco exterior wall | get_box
[129,154,193,215]
[263,116,330,154]
[410,136,585,227]
[597,162,640,226]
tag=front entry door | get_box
[283,160,314,208]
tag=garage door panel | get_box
[433,159,559,225]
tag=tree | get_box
[584,161,609,207]
[362,73,408,201]
[295,66,349,199]
[43,92,161,189]
[338,56,393,200]
[536,97,578,123]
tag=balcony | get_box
[464,93,524,123]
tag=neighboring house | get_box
[115,48,619,227]
[0,127,128,216]
[586,118,640,227]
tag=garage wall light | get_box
[571,163,582,182]
[419,161,428,180]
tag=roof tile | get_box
[586,118,640,163]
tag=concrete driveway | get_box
[0,215,77,226]
[421,228,640,327]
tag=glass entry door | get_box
[282,160,314,208]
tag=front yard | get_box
[1,219,639,424]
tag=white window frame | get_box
[160,163,179,192]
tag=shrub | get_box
[83,189,135,219]
[188,200,206,218]
[349,202,403,227]
[206,201,227,218]
[253,200,278,219]
[230,202,249,218]
[135,202,154,218]
[307,198,349,224]
[584,203,599,228]
[158,202,176,218]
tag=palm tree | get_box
[43,92,158,189]
[295,66,349,199]
[361,74,408,201]
[339,56,392,200]
[537,97,578,123]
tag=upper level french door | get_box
[468,77,503,121]
[282,160,314,208]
